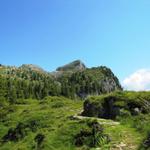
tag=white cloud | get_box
[122,69,150,91]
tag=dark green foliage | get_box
[2,119,41,142]
[74,120,110,148]
[26,120,40,132]
[142,133,150,149]
[35,133,45,149]
[2,123,27,142]
[0,66,61,101]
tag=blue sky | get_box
[0,0,150,86]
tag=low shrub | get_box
[2,122,27,142]
[74,120,110,148]
[35,133,45,149]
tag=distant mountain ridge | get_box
[0,60,122,100]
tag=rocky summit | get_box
[56,60,86,71]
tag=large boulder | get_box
[82,96,121,120]
[82,91,150,120]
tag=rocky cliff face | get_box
[82,96,121,119]
[52,61,122,98]
[82,91,150,119]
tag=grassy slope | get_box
[0,96,144,150]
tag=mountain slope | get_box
[56,66,122,98]
[0,96,143,150]
[0,61,122,101]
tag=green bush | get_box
[35,133,45,149]
[74,120,110,148]
[2,122,27,142]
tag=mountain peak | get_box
[56,60,86,71]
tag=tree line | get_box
[0,66,122,103]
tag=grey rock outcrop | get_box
[56,60,86,71]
